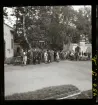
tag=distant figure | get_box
[75,45,80,61]
[23,51,27,65]
[33,49,36,64]
[27,50,31,64]
[44,51,48,63]
[37,51,41,64]
[86,47,91,60]
[51,50,54,62]
[35,51,38,64]
[82,51,84,56]
[70,50,74,60]
[56,51,60,62]
[47,50,51,63]
[54,50,57,61]
[42,50,44,62]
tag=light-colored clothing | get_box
[70,52,74,56]
[56,52,60,61]
[44,52,48,63]
[23,52,27,65]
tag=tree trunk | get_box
[23,15,32,50]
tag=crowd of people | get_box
[15,49,60,65]
[14,46,92,66]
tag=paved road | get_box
[4,60,92,96]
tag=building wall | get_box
[71,44,78,52]
[70,42,92,53]
[4,24,14,58]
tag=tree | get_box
[3,7,8,17]
[9,6,91,50]
[72,6,91,43]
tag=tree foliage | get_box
[4,6,91,50]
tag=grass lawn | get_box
[66,90,92,99]
[5,84,80,100]
[5,84,92,100]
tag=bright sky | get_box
[72,5,84,10]
[4,5,91,27]
[72,5,91,10]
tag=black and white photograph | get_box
[3,6,92,100]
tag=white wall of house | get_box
[4,23,14,58]
[71,44,78,52]
[79,41,86,53]
[70,42,92,53]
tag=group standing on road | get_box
[18,49,60,66]
[14,45,92,66]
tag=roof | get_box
[4,23,14,30]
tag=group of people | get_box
[20,49,60,66]
[14,45,91,65]
[65,46,92,61]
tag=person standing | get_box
[86,47,91,60]
[44,50,48,63]
[20,49,24,65]
[42,50,44,62]
[23,51,27,65]
[75,45,80,61]
[38,51,40,64]
[47,50,51,63]
[35,51,38,64]
[27,50,30,64]
[51,50,54,62]
[56,51,60,62]
[33,49,36,64]
[54,50,56,61]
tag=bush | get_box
[5,57,15,64]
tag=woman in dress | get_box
[44,51,48,63]
[23,51,27,65]
[56,51,60,62]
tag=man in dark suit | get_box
[54,50,57,61]
[47,50,51,63]
[75,45,80,61]
[33,50,36,64]
[27,50,31,64]
[37,51,41,64]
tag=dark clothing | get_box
[75,46,80,53]
[33,51,37,64]
[48,51,51,62]
[33,57,36,64]
[88,53,91,60]
[27,52,31,64]
[75,52,78,61]
[75,46,80,61]
[82,52,83,56]
[54,51,57,61]
[37,52,41,64]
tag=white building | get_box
[70,41,92,53]
[4,23,14,59]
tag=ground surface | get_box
[5,85,80,100]
[4,60,92,96]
